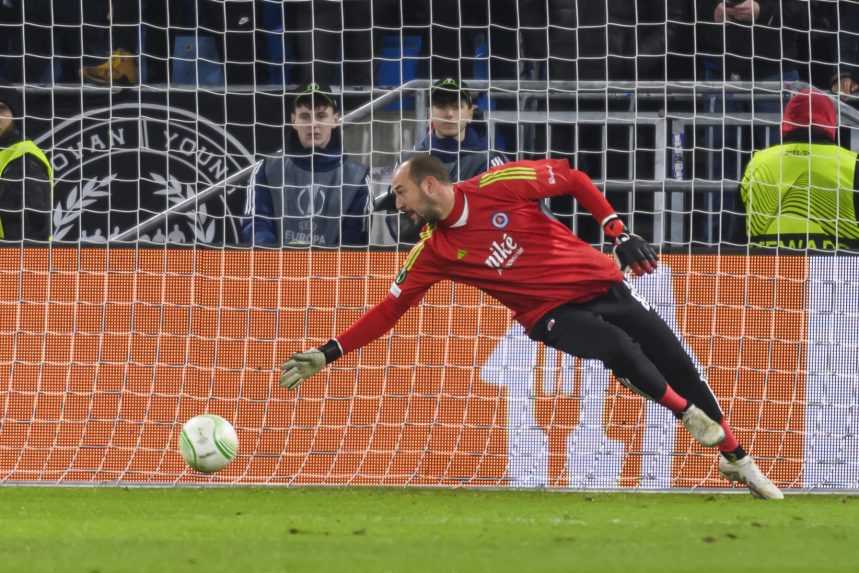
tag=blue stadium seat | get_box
[258,2,293,86]
[171,34,225,88]
[377,34,423,110]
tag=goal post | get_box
[1,1,858,491]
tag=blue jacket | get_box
[242,130,369,247]
[414,124,507,180]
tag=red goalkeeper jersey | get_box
[337,159,624,355]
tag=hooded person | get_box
[242,83,370,247]
[739,88,859,250]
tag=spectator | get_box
[831,0,859,100]
[593,1,670,81]
[739,89,859,250]
[0,97,52,242]
[374,78,507,243]
[418,78,507,179]
[242,83,369,247]
[492,1,672,82]
[696,0,808,90]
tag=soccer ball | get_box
[178,414,239,473]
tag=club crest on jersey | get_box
[491,212,509,229]
[484,233,524,275]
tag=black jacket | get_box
[695,0,808,80]
[0,128,51,242]
[413,124,507,180]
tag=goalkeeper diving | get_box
[281,154,783,499]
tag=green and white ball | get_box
[179,414,239,473]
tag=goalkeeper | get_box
[281,154,783,499]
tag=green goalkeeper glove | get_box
[279,339,343,389]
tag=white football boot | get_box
[681,404,725,447]
[719,455,784,500]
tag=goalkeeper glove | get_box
[602,215,659,276]
[279,339,343,389]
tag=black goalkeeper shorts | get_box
[528,280,723,420]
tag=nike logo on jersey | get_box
[484,233,524,275]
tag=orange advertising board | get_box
[0,249,806,489]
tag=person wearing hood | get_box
[375,78,507,244]
[241,83,370,247]
[0,97,52,242]
[739,89,859,250]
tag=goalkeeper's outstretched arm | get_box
[279,156,658,389]
[280,274,432,389]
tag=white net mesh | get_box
[0,0,857,489]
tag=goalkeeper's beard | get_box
[403,210,428,227]
[402,204,442,226]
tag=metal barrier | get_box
[344,80,859,246]
[15,81,858,246]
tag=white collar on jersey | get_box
[449,194,469,228]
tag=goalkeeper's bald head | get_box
[403,154,451,188]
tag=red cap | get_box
[781,88,837,141]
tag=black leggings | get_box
[529,281,724,422]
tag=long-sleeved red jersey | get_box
[336,159,624,355]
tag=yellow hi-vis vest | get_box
[0,140,53,240]
[740,142,859,250]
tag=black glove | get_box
[372,187,397,213]
[603,216,659,276]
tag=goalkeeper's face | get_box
[391,166,446,226]
[291,104,339,150]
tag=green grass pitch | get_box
[1,487,856,572]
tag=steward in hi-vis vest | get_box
[0,99,52,242]
[740,89,859,251]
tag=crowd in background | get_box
[0,1,857,99]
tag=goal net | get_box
[0,0,857,490]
